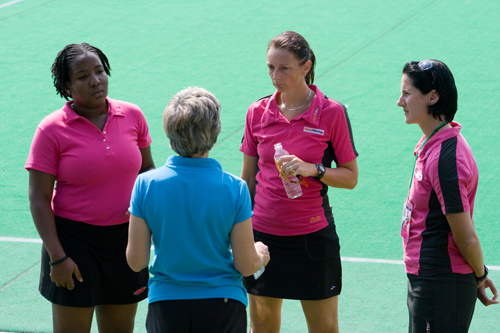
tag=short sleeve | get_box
[129,176,145,218]
[234,180,253,224]
[25,127,59,175]
[136,110,152,149]
[328,103,358,164]
[240,106,259,157]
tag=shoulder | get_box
[248,94,273,111]
[109,98,145,116]
[37,107,67,131]
[221,171,249,190]
[322,95,347,115]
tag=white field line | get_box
[1,237,499,271]
[0,0,23,9]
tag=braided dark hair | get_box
[268,31,316,85]
[51,43,111,100]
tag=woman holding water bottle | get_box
[240,31,359,332]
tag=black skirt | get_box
[39,216,149,307]
[243,223,342,300]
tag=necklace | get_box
[281,89,312,111]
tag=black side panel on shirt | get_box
[321,142,334,224]
[438,137,463,214]
[419,189,452,274]
[324,96,359,158]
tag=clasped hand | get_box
[50,257,83,290]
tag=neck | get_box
[190,151,209,158]
[279,86,311,110]
[71,100,108,118]
[419,118,449,138]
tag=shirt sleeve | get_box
[429,142,471,215]
[235,180,253,224]
[129,176,145,218]
[136,110,152,149]
[25,127,59,176]
[240,105,259,157]
[329,104,358,164]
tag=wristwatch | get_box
[313,163,326,180]
[475,265,488,283]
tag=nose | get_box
[90,73,101,87]
[397,95,404,107]
[270,69,279,80]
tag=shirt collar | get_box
[62,98,123,124]
[415,121,462,158]
[260,85,324,128]
[166,155,223,170]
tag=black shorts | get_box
[39,216,149,307]
[243,223,342,300]
[146,298,246,333]
[407,273,477,332]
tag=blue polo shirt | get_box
[129,155,253,306]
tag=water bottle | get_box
[253,266,265,279]
[274,142,302,199]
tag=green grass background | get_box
[1,0,499,331]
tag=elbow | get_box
[343,174,358,190]
[346,178,358,190]
[127,258,146,273]
[126,250,148,272]
[455,235,480,256]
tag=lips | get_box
[92,89,105,97]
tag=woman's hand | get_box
[278,155,317,178]
[477,277,499,306]
[255,241,270,267]
[278,155,358,189]
[50,257,83,290]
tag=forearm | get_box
[29,198,65,261]
[455,233,485,276]
[447,211,485,277]
[127,214,152,272]
[320,165,358,189]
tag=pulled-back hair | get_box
[163,87,221,157]
[51,43,111,100]
[402,59,457,122]
[268,31,316,84]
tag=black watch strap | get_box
[313,163,326,180]
[476,265,488,283]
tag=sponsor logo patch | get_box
[303,127,324,135]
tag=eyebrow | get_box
[74,64,104,74]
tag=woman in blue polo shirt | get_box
[127,87,270,333]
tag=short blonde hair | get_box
[163,87,221,157]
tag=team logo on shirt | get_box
[312,107,319,121]
[414,168,422,181]
[310,216,321,223]
[303,127,324,135]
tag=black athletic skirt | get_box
[243,223,342,300]
[39,216,149,307]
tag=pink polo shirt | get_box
[25,98,152,226]
[241,85,358,236]
[403,122,476,275]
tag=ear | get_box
[302,59,312,76]
[428,89,439,106]
[65,82,72,96]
